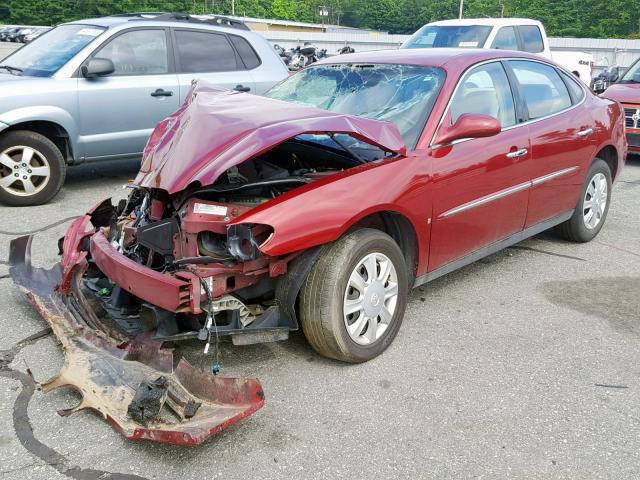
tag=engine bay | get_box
[80,134,391,343]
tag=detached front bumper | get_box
[8,234,265,446]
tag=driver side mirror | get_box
[434,113,502,146]
[82,58,115,78]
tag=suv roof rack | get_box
[112,12,249,30]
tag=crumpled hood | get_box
[602,83,640,104]
[135,81,407,194]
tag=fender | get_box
[0,121,8,134]
[588,97,627,180]
[0,106,79,160]
[230,154,433,272]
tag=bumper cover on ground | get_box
[8,235,265,446]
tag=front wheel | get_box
[299,228,408,363]
[0,130,66,206]
[555,158,612,242]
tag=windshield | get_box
[0,24,106,77]
[621,58,640,83]
[265,63,445,148]
[403,25,492,49]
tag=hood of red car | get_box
[602,82,640,104]
[135,81,408,194]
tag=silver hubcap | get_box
[583,172,608,230]
[0,145,51,197]
[343,252,399,346]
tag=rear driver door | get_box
[172,29,256,101]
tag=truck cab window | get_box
[492,27,518,51]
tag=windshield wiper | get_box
[0,65,23,75]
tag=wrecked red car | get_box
[10,49,626,445]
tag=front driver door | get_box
[428,61,531,271]
[77,28,180,160]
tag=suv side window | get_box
[510,60,572,119]
[450,61,516,128]
[517,26,544,53]
[94,29,168,75]
[491,27,518,51]
[175,30,238,73]
[229,34,261,69]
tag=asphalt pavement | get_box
[0,156,638,479]
[0,42,20,60]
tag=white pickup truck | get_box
[402,18,593,82]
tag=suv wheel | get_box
[0,130,66,206]
[299,228,408,363]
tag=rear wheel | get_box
[299,228,408,363]
[0,130,66,206]
[555,158,612,242]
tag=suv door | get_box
[77,28,180,159]
[507,60,595,227]
[428,61,531,271]
[172,28,256,100]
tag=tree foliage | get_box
[4,0,640,38]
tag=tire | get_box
[299,228,408,363]
[0,130,66,206]
[555,158,612,242]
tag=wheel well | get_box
[596,145,618,180]
[349,211,418,284]
[3,121,72,162]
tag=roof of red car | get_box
[316,48,544,69]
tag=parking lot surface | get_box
[0,156,639,479]
[0,42,19,59]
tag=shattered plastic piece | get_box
[9,235,265,446]
[127,376,169,425]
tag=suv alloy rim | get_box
[343,252,399,345]
[583,172,607,230]
[0,145,51,196]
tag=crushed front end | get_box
[8,180,318,445]
[9,83,407,445]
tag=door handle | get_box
[234,84,251,92]
[151,89,173,97]
[577,128,593,137]
[506,148,528,159]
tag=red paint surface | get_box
[602,84,639,153]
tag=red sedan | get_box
[10,48,626,444]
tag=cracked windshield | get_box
[266,63,445,148]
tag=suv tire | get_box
[0,130,66,206]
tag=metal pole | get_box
[459,0,464,19]
[232,0,235,15]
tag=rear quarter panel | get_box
[589,94,627,179]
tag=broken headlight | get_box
[226,224,273,261]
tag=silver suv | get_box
[0,13,289,206]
